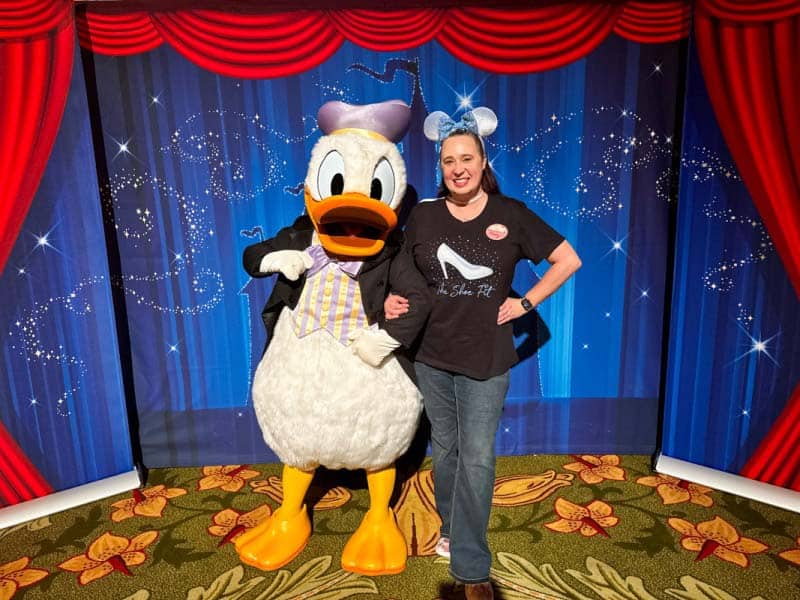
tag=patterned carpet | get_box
[2,455,799,600]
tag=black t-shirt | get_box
[404,194,564,379]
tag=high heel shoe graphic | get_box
[437,243,493,280]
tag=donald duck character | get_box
[237,100,424,575]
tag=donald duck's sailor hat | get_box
[317,100,411,143]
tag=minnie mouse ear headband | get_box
[423,106,498,143]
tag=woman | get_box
[383,108,581,600]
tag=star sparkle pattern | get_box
[99,110,259,317]
[440,79,486,113]
[314,77,356,103]
[100,171,155,247]
[118,269,223,316]
[736,303,755,330]
[164,109,296,203]
[109,135,136,162]
[601,232,630,261]
[731,323,780,368]
[34,232,53,251]
[101,169,212,260]
[14,101,300,418]
[27,223,65,259]
[700,198,774,293]
[6,276,111,416]
[148,92,164,108]
[496,106,677,221]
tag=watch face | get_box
[521,298,533,312]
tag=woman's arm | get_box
[497,239,581,325]
[351,246,431,365]
[379,248,431,347]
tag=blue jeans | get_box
[415,361,509,583]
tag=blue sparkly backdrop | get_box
[1,32,687,476]
[0,42,135,495]
[661,43,800,475]
[88,36,682,466]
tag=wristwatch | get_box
[520,297,535,312]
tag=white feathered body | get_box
[251,306,422,472]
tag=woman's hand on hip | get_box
[497,297,527,325]
[384,293,409,320]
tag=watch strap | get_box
[521,297,534,312]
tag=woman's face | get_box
[440,133,486,200]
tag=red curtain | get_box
[327,9,445,51]
[694,0,800,489]
[0,0,72,505]
[437,4,622,74]
[77,11,161,55]
[151,11,344,79]
[0,422,52,505]
[0,0,68,37]
[75,4,690,71]
[0,0,73,276]
[614,1,692,43]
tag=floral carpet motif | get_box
[1,455,799,599]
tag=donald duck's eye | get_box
[371,158,395,204]
[317,150,345,199]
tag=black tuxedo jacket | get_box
[243,215,429,380]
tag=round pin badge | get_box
[486,223,508,241]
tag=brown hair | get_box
[436,130,500,197]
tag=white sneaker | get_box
[435,536,450,559]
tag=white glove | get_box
[258,250,314,281]
[348,328,401,367]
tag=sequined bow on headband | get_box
[423,106,498,143]
[437,111,479,140]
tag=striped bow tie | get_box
[305,244,362,278]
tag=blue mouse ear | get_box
[424,111,450,142]
[471,107,498,137]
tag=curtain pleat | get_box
[151,10,344,78]
[0,0,71,39]
[700,0,800,21]
[437,5,622,74]
[614,1,691,43]
[327,9,445,51]
[76,11,161,55]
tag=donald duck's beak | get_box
[304,189,398,257]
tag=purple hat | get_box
[317,100,411,143]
